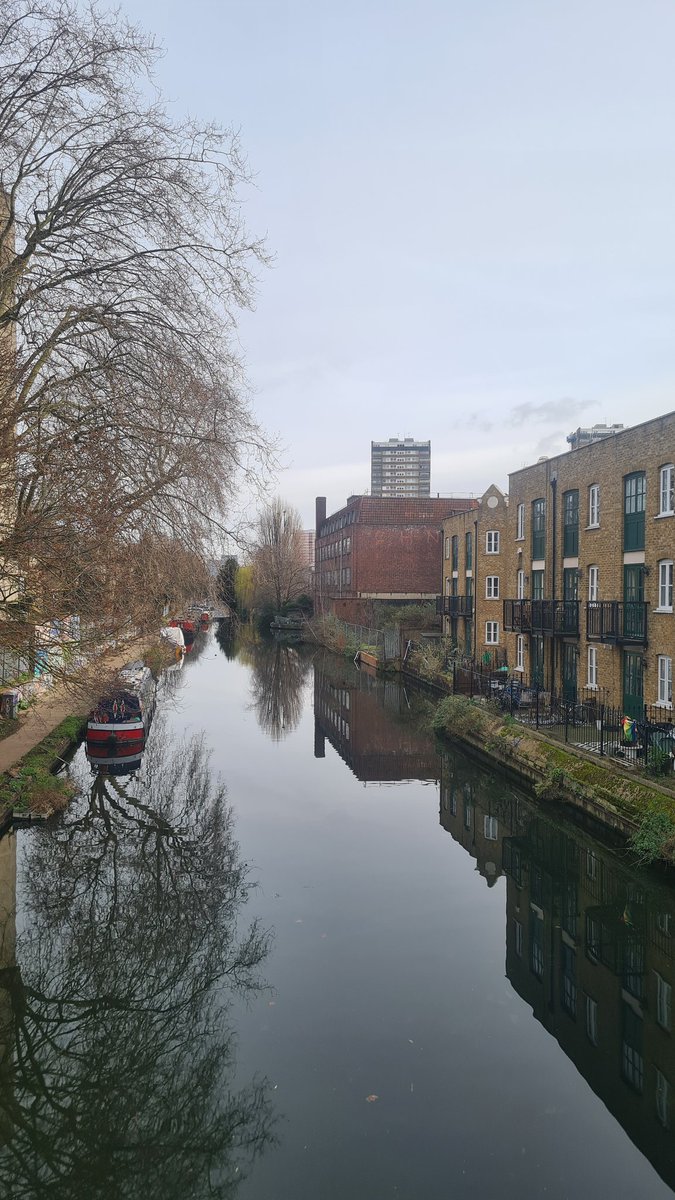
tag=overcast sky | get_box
[133,0,675,526]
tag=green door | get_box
[531,635,544,687]
[562,643,577,703]
[623,565,645,641]
[623,651,644,720]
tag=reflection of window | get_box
[657,912,673,937]
[623,935,645,1000]
[515,920,523,957]
[586,850,598,880]
[562,945,577,1016]
[464,802,472,830]
[530,913,544,979]
[657,973,672,1031]
[484,815,498,840]
[585,995,598,1045]
[586,914,600,963]
[657,1070,670,1128]
[622,1003,644,1093]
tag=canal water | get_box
[1,625,675,1199]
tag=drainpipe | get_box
[550,475,557,694]
[473,518,478,663]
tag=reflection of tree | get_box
[247,641,312,740]
[0,721,275,1199]
[215,618,237,660]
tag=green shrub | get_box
[628,809,675,865]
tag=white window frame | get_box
[517,568,525,599]
[658,560,674,611]
[587,645,598,689]
[657,973,672,1031]
[485,575,499,599]
[445,577,451,596]
[485,621,499,645]
[516,634,525,672]
[516,503,524,540]
[660,464,675,516]
[588,565,599,603]
[484,815,498,841]
[485,530,500,554]
[657,655,673,708]
[588,483,600,528]
[444,536,450,560]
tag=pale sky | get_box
[132,0,675,525]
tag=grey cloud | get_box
[509,398,597,427]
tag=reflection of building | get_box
[0,833,16,1147]
[440,749,675,1191]
[371,438,431,498]
[314,656,440,783]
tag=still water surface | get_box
[1,626,675,1199]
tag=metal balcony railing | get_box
[503,598,580,637]
[586,601,648,644]
[436,595,474,618]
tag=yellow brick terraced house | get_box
[501,411,675,717]
[439,485,509,667]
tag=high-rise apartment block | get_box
[371,438,431,497]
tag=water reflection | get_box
[237,639,313,741]
[440,749,675,1192]
[313,653,441,783]
[0,720,276,1198]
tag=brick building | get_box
[315,494,476,623]
[438,485,509,666]
[501,411,675,716]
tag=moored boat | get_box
[86,661,155,759]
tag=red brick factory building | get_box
[315,494,477,622]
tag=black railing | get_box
[586,601,648,644]
[436,595,474,618]
[503,598,580,637]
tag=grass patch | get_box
[0,714,87,819]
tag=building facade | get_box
[438,485,509,666]
[501,410,675,716]
[315,494,476,623]
[370,438,431,498]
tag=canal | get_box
[1,624,675,1198]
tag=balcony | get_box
[503,599,580,637]
[586,601,647,644]
[436,595,474,618]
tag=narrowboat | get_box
[86,661,155,763]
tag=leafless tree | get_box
[0,0,273,670]
[252,498,309,613]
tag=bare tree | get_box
[252,498,308,613]
[0,0,273,669]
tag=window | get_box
[515,920,523,957]
[622,1003,644,1092]
[486,576,499,599]
[658,560,673,611]
[464,801,473,830]
[486,530,500,554]
[531,913,544,979]
[516,635,525,672]
[516,503,525,539]
[587,645,598,688]
[588,483,600,527]
[624,472,646,551]
[588,565,599,603]
[657,973,672,1031]
[465,531,473,570]
[485,621,499,644]
[531,570,544,600]
[658,656,673,707]
[660,464,675,516]
[484,815,498,840]
[531,500,545,561]
[586,850,598,880]
[445,577,451,596]
[657,1070,670,1128]
[563,489,579,556]
[517,568,525,599]
[585,996,599,1045]
[451,535,459,570]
